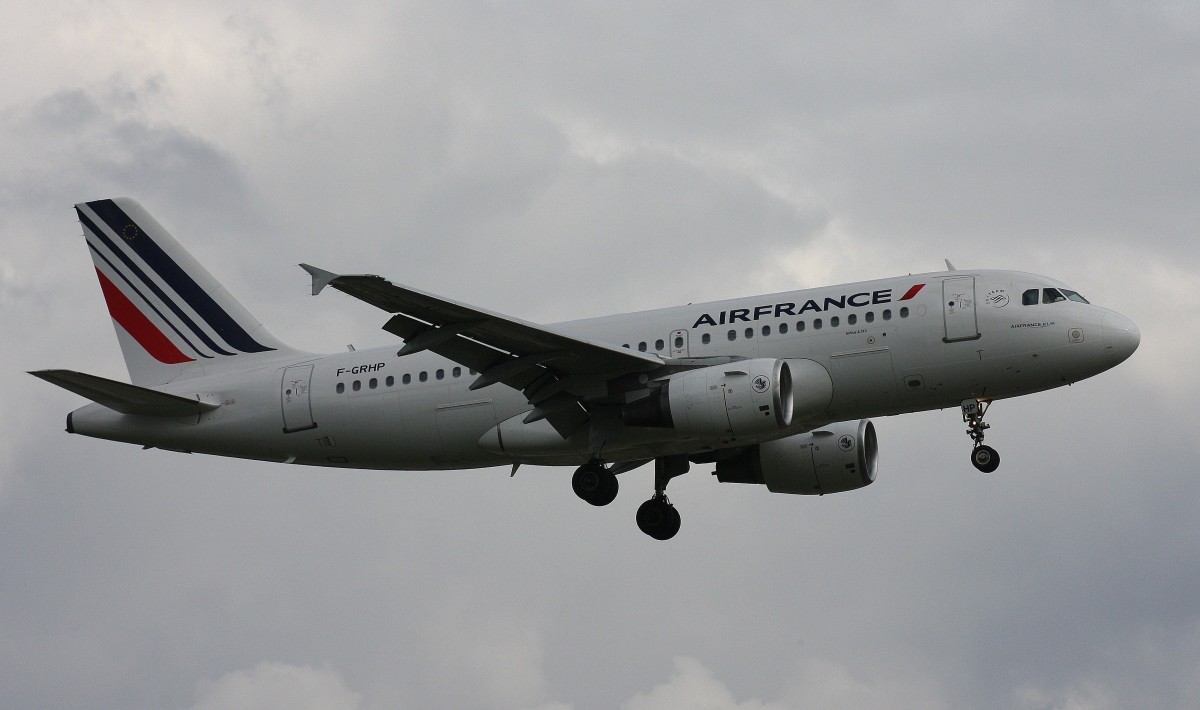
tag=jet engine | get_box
[714,419,878,495]
[624,358,834,440]
[623,358,793,438]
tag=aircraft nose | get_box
[1102,313,1140,366]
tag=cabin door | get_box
[942,277,980,342]
[281,364,317,432]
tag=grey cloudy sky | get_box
[2,2,1197,708]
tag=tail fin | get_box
[76,197,295,386]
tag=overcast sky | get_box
[2,2,1198,708]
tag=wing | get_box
[301,265,663,435]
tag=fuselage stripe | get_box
[899,284,925,301]
[86,199,274,354]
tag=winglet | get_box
[300,263,339,296]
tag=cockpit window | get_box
[1043,288,1067,304]
[1062,289,1090,304]
[1022,289,1039,306]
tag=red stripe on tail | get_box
[95,269,193,364]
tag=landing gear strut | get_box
[962,398,1000,473]
[572,461,618,506]
[636,456,687,540]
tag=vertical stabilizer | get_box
[76,197,296,386]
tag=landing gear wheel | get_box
[636,496,680,540]
[971,445,1000,473]
[572,463,618,506]
[961,399,1000,474]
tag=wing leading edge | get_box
[300,264,663,436]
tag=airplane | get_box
[31,198,1141,540]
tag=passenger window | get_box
[848,314,857,325]
[865,312,874,323]
[779,323,789,334]
[882,309,892,321]
[702,333,711,344]
[762,325,771,337]
[674,336,684,348]
[402,374,411,385]
[655,339,665,351]
[369,378,378,389]
[452,367,461,378]
[352,380,361,392]
[419,371,428,382]
[745,327,753,339]
[814,318,823,330]
[830,316,840,327]
[797,321,806,332]
[1043,288,1066,304]
[1022,289,1039,306]
[436,369,445,380]
[386,376,394,387]
[638,342,647,352]
[336,382,345,394]
[900,307,910,318]
[623,344,630,349]
[728,330,736,341]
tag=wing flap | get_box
[302,265,662,378]
[301,265,666,440]
[30,369,219,417]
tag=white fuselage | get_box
[68,269,1139,469]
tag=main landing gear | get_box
[636,456,688,541]
[570,456,688,540]
[962,398,1000,473]
[571,460,618,506]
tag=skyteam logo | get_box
[690,284,925,329]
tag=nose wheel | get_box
[962,399,1000,473]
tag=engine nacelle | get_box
[714,419,878,495]
[624,358,793,439]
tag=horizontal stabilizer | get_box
[29,369,219,417]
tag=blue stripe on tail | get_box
[85,200,274,354]
[79,210,235,357]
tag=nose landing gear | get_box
[962,398,1000,473]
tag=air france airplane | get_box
[32,198,1140,539]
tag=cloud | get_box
[3,3,1198,710]
[623,657,789,710]
[188,662,361,710]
